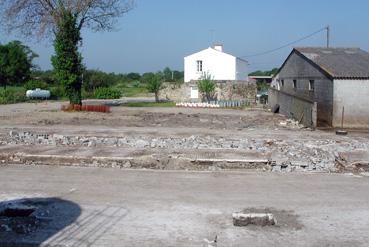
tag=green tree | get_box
[1,0,134,105]
[0,45,8,88]
[31,70,55,84]
[257,81,270,92]
[172,70,184,82]
[83,70,111,92]
[0,41,37,88]
[198,72,216,102]
[163,67,173,82]
[127,73,141,81]
[52,11,83,105]
[143,73,164,102]
[249,68,279,76]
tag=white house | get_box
[184,45,248,83]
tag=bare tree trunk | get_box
[155,92,159,103]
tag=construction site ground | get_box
[0,101,368,172]
[1,101,369,246]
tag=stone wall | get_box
[269,88,317,128]
[160,81,257,103]
[160,83,191,102]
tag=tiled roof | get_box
[295,47,369,79]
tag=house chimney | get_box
[213,44,223,52]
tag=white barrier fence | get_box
[176,100,251,108]
[176,102,220,108]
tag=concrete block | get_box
[232,212,276,226]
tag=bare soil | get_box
[0,101,286,130]
[1,101,369,172]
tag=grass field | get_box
[122,87,150,97]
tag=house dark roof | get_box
[294,47,369,79]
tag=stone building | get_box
[269,47,369,128]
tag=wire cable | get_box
[241,27,327,58]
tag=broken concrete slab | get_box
[336,150,369,172]
[0,145,273,171]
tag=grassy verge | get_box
[122,101,176,107]
[120,87,149,97]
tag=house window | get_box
[293,80,297,90]
[280,80,284,87]
[309,80,315,91]
[196,60,203,72]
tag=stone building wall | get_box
[160,81,257,103]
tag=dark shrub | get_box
[25,80,49,90]
[94,87,121,99]
[0,87,27,104]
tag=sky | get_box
[1,0,369,74]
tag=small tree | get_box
[198,72,216,102]
[144,73,164,102]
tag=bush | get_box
[81,89,94,99]
[0,87,27,104]
[25,80,49,90]
[50,86,67,99]
[198,72,216,102]
[93,87,122,99]
[131,81,141,88]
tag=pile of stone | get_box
[5,130,369,172]
[279,119,304,129]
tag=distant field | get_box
[114,85,150,97]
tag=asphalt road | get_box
[1,165,369,246]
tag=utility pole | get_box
[326,25,330,48]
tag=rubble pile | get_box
[278,119,305,129]
[4,130,369,172]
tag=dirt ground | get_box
[0,101,287,129]
[1,101,369,246]
[1,101,369,172]
[1,165,369,246]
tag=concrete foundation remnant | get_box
[232,212,276,227]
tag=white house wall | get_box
[184,48,237,82]
[333,79,369,128]
[235,58,248,81]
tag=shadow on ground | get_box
[0,197,81,247]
